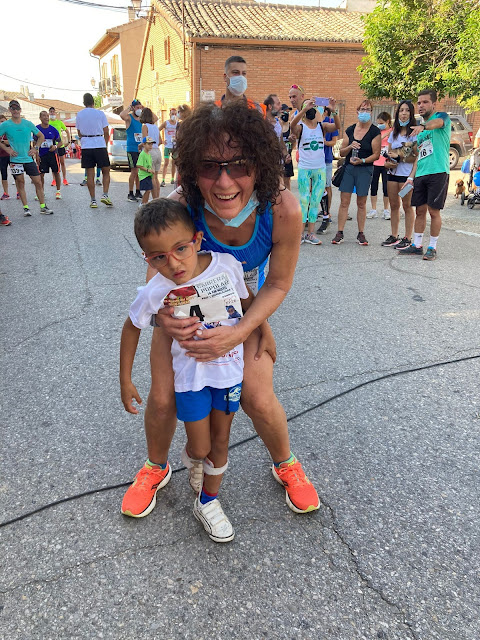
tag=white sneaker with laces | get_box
[366,209,377,219]
[193,497,235,543]
[383,209,391,220]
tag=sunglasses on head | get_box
[198,158,249,180]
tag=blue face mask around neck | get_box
[399,119,410,127]
[204,191,259,227]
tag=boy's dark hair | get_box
[83,93,94,107]
[418,88,437,102]
[49,106,55,112]
[134,198,195,245]
[224,55,246,71]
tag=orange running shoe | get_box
[121,461,172,518]
[272,459,320,513]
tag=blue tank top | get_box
[187,203,274,294]
[126,116,143,152]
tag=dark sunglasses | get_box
[198,159,249,180]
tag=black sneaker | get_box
[357,232,368,246]
[331,231,344,244]
[398,244,423,255]
[381,235,400,247]
[23,207,32,217]
[134,191,142,199]
[127,193,137,202]
[395,237,411,250]
[40,205,54,215]
[317,218,330,234]
[423,247,437,261]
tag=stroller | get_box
[460,148,480,208]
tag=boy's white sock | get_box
[428,235,438,249]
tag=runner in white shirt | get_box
[120,198,254,543]
[76,93,112,209]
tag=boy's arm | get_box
[120,317,143,414]
[240,286,255,312]
[137,164,153,174]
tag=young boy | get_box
[120,199,253,543]
[136,137,154,204]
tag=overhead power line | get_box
[0,72,94,94]
[58,0,150,11]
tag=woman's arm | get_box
[352,132,381,165]
[340,130,356,157]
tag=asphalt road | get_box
[1,159,479,640]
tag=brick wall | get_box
[136,18,191,120]
[194,44,368,135]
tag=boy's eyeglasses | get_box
[10,106,21,111]
[198,159,249,180]
[143,233,198,267]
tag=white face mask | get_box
[49,114,55,120]
[228,75,247,97]
[135,109,142,117]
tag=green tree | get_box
[94,94,102,109]
[359,0,480,111]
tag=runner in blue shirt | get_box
[36,111,62,199]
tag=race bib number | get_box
[243,267,260,295]
[418,139,433,160]
[166,272,242,324]
[41,139,53,148]
[134,133,142,143]
[10,163,24,175]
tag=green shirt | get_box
[48,118,67,148]
[0,118,39,163]
[137,150,153,181]
[416,112,450,177]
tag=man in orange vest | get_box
[216,55,266,115]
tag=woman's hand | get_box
[255,321,276,362]
[350,156,362,165]
[328,97,336,110]
[121,380,142,414]
[181,324,244,362]
[155,306,201,341]
[351,141,361,150]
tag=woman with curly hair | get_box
[121,102,320,520]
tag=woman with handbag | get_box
[331,100,381,246]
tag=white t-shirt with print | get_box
[129,252,249,393]
[387,131,417,177]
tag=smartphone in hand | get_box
[314,97,330,107]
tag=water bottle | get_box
[352,148,358,159]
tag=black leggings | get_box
[0,156,9,181]
[370,165,388,197]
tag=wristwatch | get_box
[362,158,365,164]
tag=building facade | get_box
[90,17,147,112]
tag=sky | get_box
[1,0,345,107]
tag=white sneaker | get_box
[300,232,306,245]
[181,448,203,493]
[366,209,377,218]
[193,497,235,543]
[383,209,391,220]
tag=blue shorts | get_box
[139,176,153,191]
[175,384,242,422]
